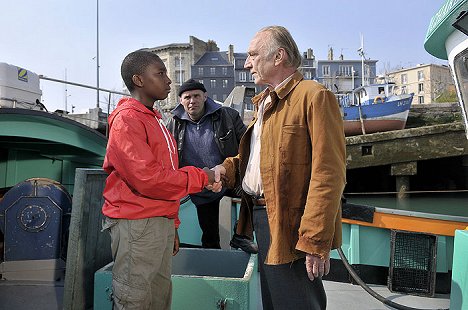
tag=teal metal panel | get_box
[94,249,258,310]
[5,150,63,188]
[332,223,454,271]
[450,229,468,310]
[93,262,113,310]
[332,223,390,266]
[178,199,203,246]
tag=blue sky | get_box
[1,0,447,113]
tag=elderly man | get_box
[214,26,346,309]
[167,79,248,249]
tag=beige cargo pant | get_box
[103,216,175,310]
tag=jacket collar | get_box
[109,97,161,127]
[171,96,221,123]
[251,71,304,107]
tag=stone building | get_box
[143,36,217,110]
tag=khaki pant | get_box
[103,216,175,310]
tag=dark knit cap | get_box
[178,79,207,96]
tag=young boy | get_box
[102,50,218,310]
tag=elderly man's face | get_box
[179,89,207,121]
[244,32,276,86]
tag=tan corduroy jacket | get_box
[223,71,346,265]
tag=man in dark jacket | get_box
[167,79,247,249]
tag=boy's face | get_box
[136,61,172,101]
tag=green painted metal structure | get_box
[0,108,107,194]
[450,229,468,310]
[424,0,468,59]
[332,223,455,273]
[95,249,258,310]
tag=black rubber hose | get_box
[336,247,449,310]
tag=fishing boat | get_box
[338,83,414,136]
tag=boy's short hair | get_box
[121,50,163,92]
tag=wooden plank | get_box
[346,122,468,169]
[63,169,112,310]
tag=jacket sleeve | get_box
[295,88,346,258]
[106,112,208,201]
[222,154,240,189]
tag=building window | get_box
[175,71,185,84]
[222,79,228,88]
[322,65,330,76]
[199,80,204,84]
[401,86,407,94]
[249,73,255,82]
[304,71,312,79]
[175,56,185,68]
[198,68,203,75]
[418,83,424,92]
[418,96,424,104]
[222,67,227,75]
[401,74,408,84]
[338,65,352,76]
[210,67,216,75]
[239,71,247,82]
[213,94,218,100]
[210,79,216,88]
[417,70,424,81]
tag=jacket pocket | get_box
[219,129,233,141]
[280,125,309,165]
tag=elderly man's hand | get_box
[305,253,330,281]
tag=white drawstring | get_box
[156,117,176,170]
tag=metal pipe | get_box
[38,75,128,96]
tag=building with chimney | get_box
[143,36,217,110]
[317,47,378,94]
[191,51,234,102]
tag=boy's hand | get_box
[173,228,180,256]
[202,167,223,192]
[202,167,216,184]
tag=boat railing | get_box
[0,96,46,111]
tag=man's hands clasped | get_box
[203,165,226,192]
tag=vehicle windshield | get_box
[453,49,468,138]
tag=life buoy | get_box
[373,96,384,104]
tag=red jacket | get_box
[102,97,208,227]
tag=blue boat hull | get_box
[342,95,413,136]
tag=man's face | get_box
[139,61,172,100]
[179,89,207,121]
[244,32,276,86]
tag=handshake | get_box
[202,165,226,193]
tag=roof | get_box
[317,59,378,64]
[194,51,231,66]
[388,63,449,74]
[424,0,468,60]
[145,43,191,52]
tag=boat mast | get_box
[357,34,366,135]
[358,34,365,86]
